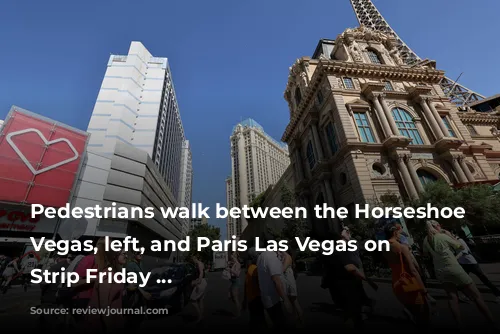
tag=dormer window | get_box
[343,77,355,89]
[294,87,302,105]
[383,81,394,91]
[367,50,382,64]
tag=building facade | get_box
[87,41,186,200]
[71,142,184,263]
[239,165,296,242]
[227,119,290,238]
[459,96,500,180]
[282,26,499,236]
[190,217,208,231]
[225,176,235,237]
[179,140,193,235]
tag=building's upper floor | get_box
[280,26,498,184]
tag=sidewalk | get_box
[371,263,500,294]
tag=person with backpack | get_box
[39,254,73,331]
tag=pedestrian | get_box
[278,249,303,325]
[84,247,127,334]
[423,220,497,330]
[71,239,104,325]
[242,247,266,331]
[227,251,242,318]
[454,230,500,304]
[20,252,38,291]
[123,250,152,330]
[342,226,377,313]
[1,255,20,294]
[394,221,438,305]
[189,254,207,324]
[39,254,73,331]
[328,229,378,331]
[256,245,292,330]
[384,223,430,329]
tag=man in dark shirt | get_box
[327,228,378,330]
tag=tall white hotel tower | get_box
[227,119,290,238]
[87,42,191,204]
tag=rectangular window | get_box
[466,124,478,135]
[343,77,355,89]
[354,112,376,143]
[325,122,338,155]
[441,116,456,137]
[383,81,394,91]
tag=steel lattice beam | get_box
[349,0,485,106]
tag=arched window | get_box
[367,50,382,64]
[417,169,438,186]
[391,107,424,145]
[306,141,316,170]
[294,87,302,106]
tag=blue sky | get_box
[1,0,499,239]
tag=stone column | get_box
[418,97,445,140]
[370,94,393,138]
[459,158,475,182]
[428,101,451,138]
[396,154,419,200]
[378,94,400,136]
[451,156,468,183]
[311,124,324,160]
[406,157,424,193]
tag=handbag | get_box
[394,252,422,293]
[221,268,231,280]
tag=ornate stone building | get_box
[458,96,500,180]
[281,26,499,235]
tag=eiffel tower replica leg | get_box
[349,0,485,107]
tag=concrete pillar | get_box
[459,158,475,182]
[418,97,445,140]
[428,101,451,138]
[371,95,393,138]
[311,124,324,160]
[378,94,400,136]
[396,155,419,200]
[451,157,468,183]
[406,159,424,193]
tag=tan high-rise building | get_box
[227,119,290,238]
[281,26,499,236]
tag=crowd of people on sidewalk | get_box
[0,221,499,332]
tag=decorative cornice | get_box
[458,112,500,125]
[318,60,444,83]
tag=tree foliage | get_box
[186,224,220,264]
[413,180,500,234]
[279,185,311,258]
